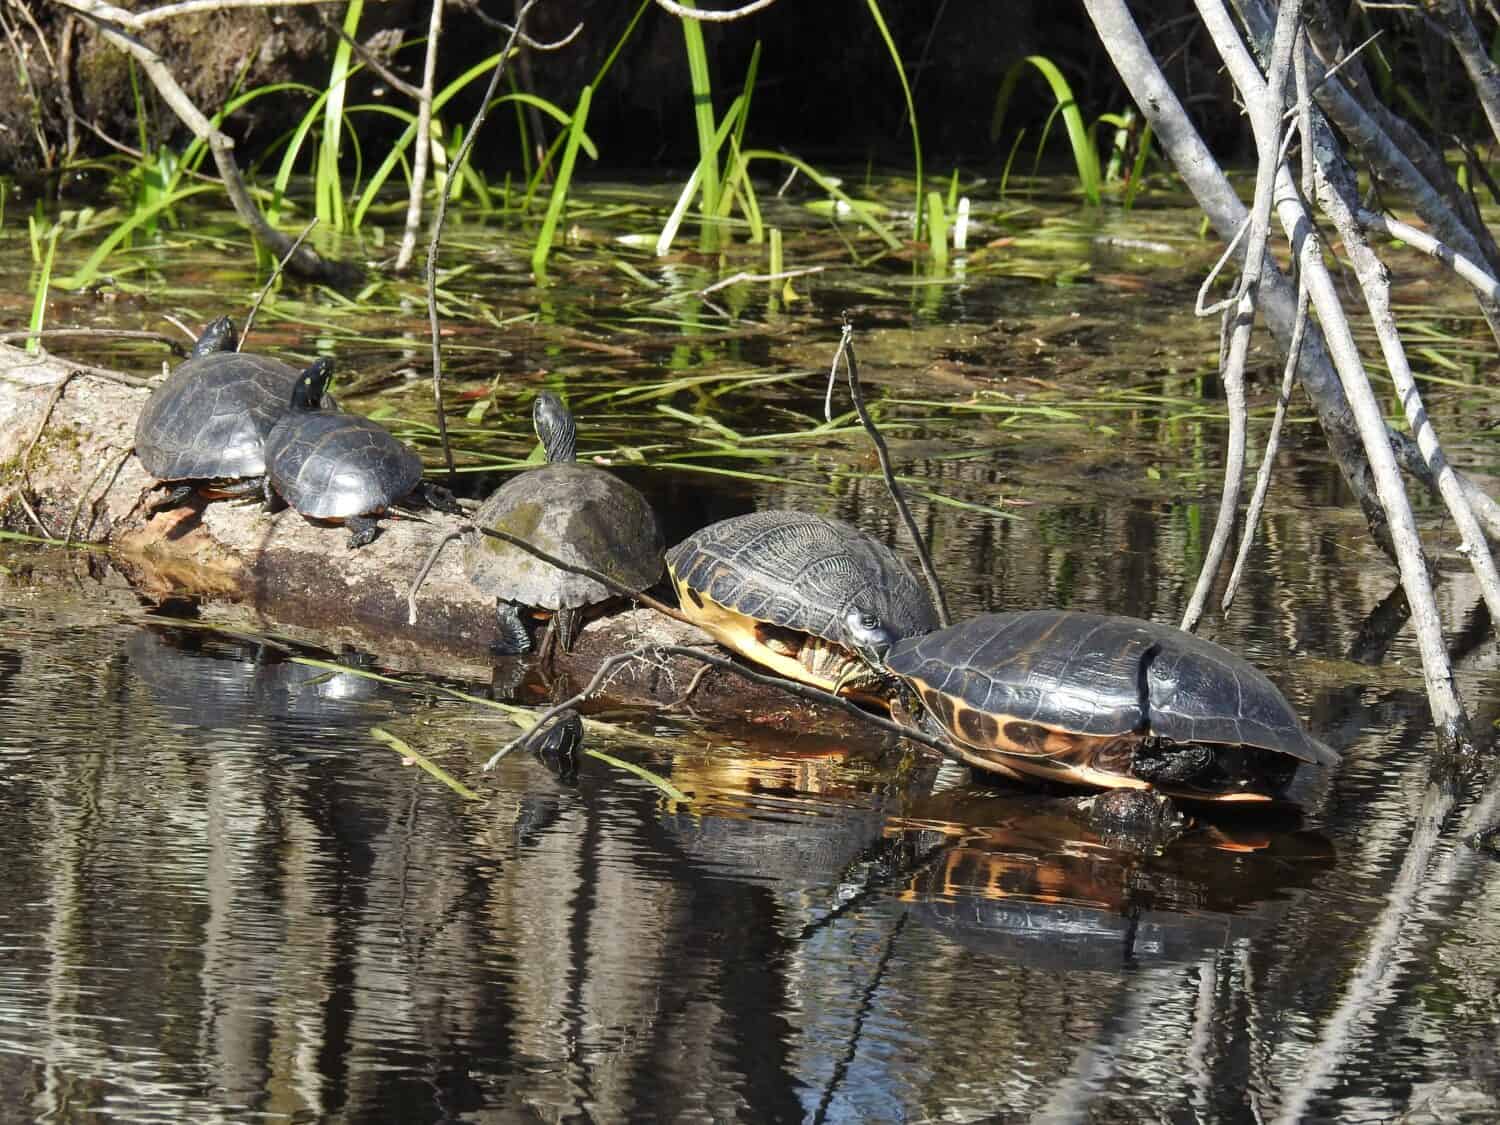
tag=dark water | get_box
[4,182,1500,1121]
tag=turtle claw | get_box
[419,482,464,516]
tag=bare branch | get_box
[482,642,964,771]
[121,0,352,32]
[1180,0,1298,634]
[651,0,780,22]
[55,0,358,285]
[1359,209,1500,302]
[394,0,447,273]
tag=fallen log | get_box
[0,342,889,744]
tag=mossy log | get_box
[0,343,885,744]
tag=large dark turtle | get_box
[874,610,1337,802]
[464,392,664,657]
[264,359,460,548]
[134,316,330,512]
[666,510,939,697]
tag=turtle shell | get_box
[265,412,422,519]
[134,352,307,482]
[463,463,664,610]
[667,509,939,653]
[887,611,1336,799]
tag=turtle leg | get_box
[416,481,464,516]
[216,476,266,502]
[261,477,287,514]
[147,484,197,514]
[346,515,382,549]
[554,606,582,654]
[536,615,560,666]
[492,602,532,656]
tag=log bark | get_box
[0,342,887,744]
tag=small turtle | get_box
[463,392,664,657]
[263,359,460,548]
[872,610,1337,802]
[666,509,939,697]
[134,316,331,512]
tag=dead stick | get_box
[828,317,952,628]
[483,642,964,770]
[425,0,538,479]
[0,328,184,351]
[240,216,320,349]
[394,0,446,272]
[407,521,692,627]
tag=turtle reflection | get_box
[889,789,1334,969]
[126,625,397,726]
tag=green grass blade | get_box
[1124,121,1154,210]
[531,84,594,278]
[926,190,947,270]
[741,150,901,250]
[371,727,481,800]
[352,78,589,230]
[992,55,1100,205]
[583,747,691,803]
[55,184,218,289]
[864,0,924,238]
[678,0,721,247]
[318,0,363,230]
[27,225,59,356]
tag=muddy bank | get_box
[0,342,884,740]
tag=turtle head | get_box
[533,392,577,464]
[842,602,898,669]
[290,358,334,411]
[191,316,238,358]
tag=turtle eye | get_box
[843,605,894,661]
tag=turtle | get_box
[133,315,333,512]
[868,610,1338,802]
[665,509,940,698]
[263,359,461,548]
[463,391,664,658]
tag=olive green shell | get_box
[463,464,664,610]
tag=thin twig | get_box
[425,0,539,479]
[1359,208,1500,302]
[334,27,420,99]
[118,0,348,30]
[0,328,183,351]
[651,0,779,21]
[64,446,132,545]
[483,642,964,770]
[1180,0,1300,634]
[1280,29,1382,121]
[827,317,952,628]
[1224,268,1309,609]
[408,522,691,627]
[461,3,583,49]
[696,265,825,297]
[240,216,319,349]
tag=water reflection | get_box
[0,597,1494,1119]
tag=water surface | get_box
[2,178,1499,1121]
